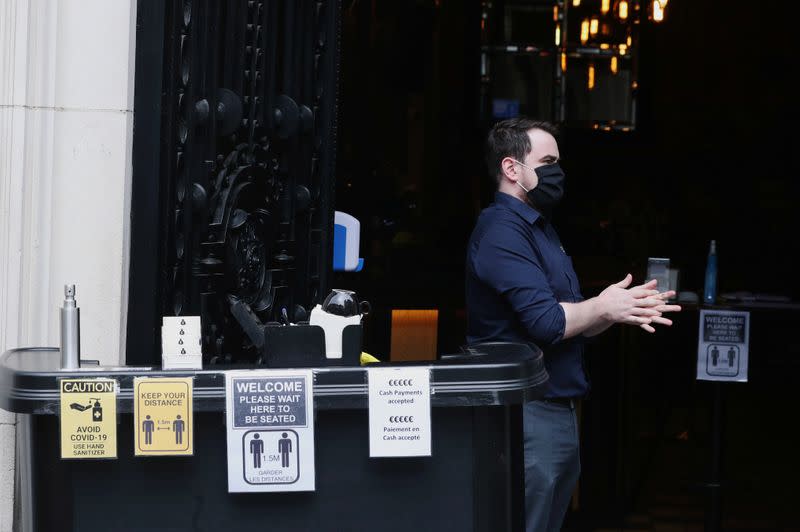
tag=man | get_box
[465,117,680,531]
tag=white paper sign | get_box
[368,367,431,457]
[225,370,315,492]
[697,309,749,382]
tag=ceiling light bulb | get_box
[653,0,664,22]
[619,1,629,19]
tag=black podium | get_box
[1,344,547,532]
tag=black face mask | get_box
[517,162,566,219]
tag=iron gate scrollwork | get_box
[128,0,341,365]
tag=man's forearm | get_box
[558,275,676,340]
[559,299,611,339]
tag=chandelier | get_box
[480,0,670,131]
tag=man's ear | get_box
[500,157,518,182]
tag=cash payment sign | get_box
[134,377,194,456]
[368,367,432,457]
[60,378,118,459]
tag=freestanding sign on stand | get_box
[368,367,432,457]
[697,309,750,382]
[696,308,750,532]
[225,369,315,492]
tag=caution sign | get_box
[225,370,315,492]
[134,377,193,456]
[697,309,750,382]
[59,378,118,459]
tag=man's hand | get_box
[604,274,681,333]
[561,274,682,339]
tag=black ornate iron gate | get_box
[127,0,341,366]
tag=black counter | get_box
[1,346,547,413]
[1,343,547,532]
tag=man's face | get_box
[519,129,560,190]
[503,128,560,191]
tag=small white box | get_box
[161,315,203,370]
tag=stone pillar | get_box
[0,1,137,528]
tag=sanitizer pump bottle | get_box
[703,240,718,305]
[60,284,81,369]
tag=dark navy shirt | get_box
[465,192,590,398]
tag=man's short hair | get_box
[485,117,559,183]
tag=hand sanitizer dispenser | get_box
[60,284,81,369]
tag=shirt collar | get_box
[494,191,542,225]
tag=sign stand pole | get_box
[705,381,723,532]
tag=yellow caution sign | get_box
[59,378,118,459]
[134,377,193,456]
